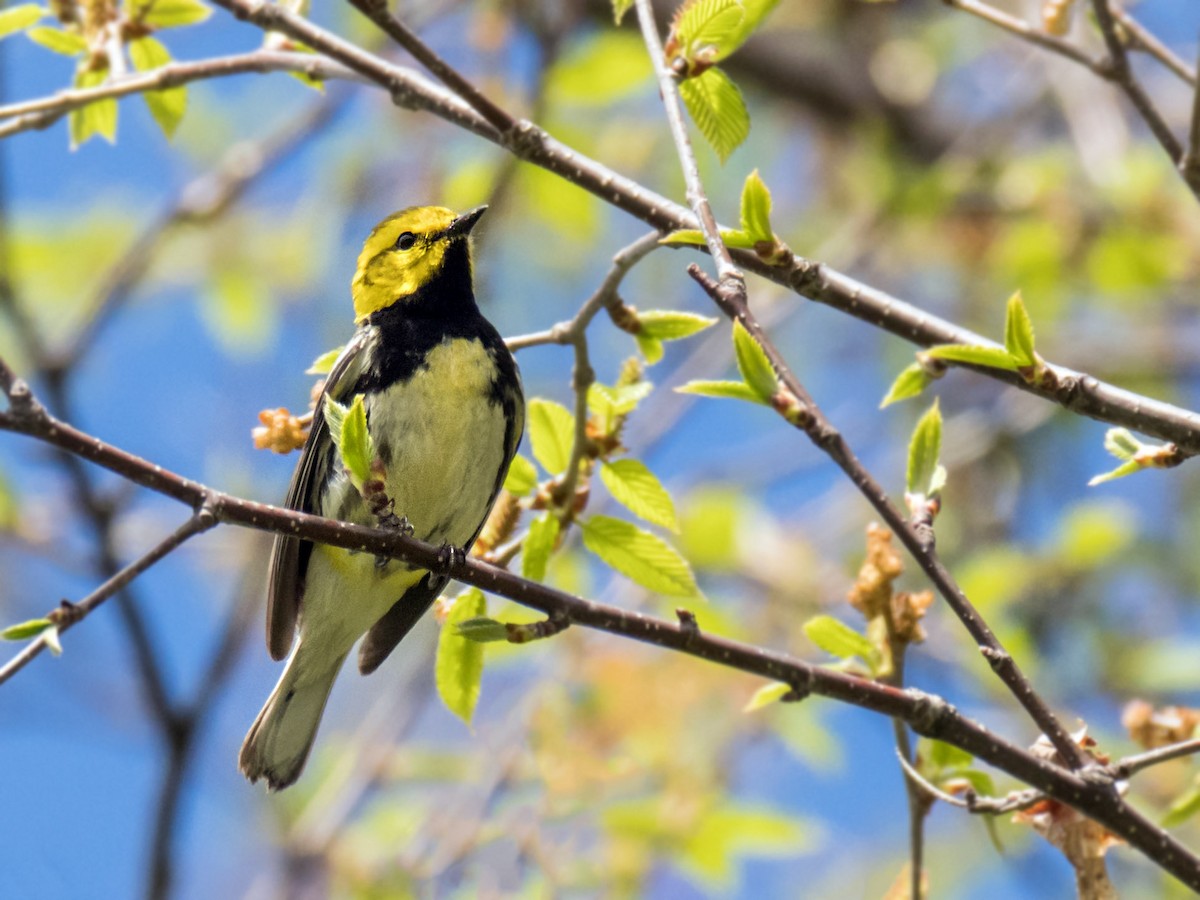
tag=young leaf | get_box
[923,344,1019,371]
[69,69,117,148]
[134,0,212,27]
[926,738,974,771]
[522,512,560,582]
[337,394,373,489]
[907,400,943,497]
[306,346,343,375]
[456,616,509,643]
[659,227,755,249]
[740,169,773,243]
[721,0,781,57]
[679,67,749,163]
[636,332,664,365]
[676,379,764,404]
[1087,460,1141,487]
[637,310,719,341]
[1,617,54,641]
[880,362,932,408]
[581,514,699,597]
[0,4,43,39]
[26,26,87,55]
[1163,779,1200,828]
[802,615,875,662]
[128,37,187,139]
[503,453,538,497]
[744,681,792,712]
[611,0,633,24]
[732,319,778,401]
[435,588,487,725]
[588,381,653,419]
[527,398,575,475]
[673,0,744,62]
[1003,291,1036,368]
[1103,427,1141,461]
[600,458,679,532]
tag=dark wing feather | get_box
[357,574,448,674]
[265,330,371,660]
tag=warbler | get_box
[240,205,524,790]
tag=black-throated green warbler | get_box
[240,205,525,790]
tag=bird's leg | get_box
[436,542,467,574]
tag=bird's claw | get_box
[437,542,466,573]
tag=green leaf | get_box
[744,681,792,712]
[588,381,653,419]
[722,0,781,56]
[0,4,44,39]
[611,0,633,23]
[674,0,744,61]
[1163,779,1200,828]
[636,332,664,364]
[436,588,487,724]
[1088,460,1142,487]
[676,379,764,404]
[522,512,559,582]
[547,31,650,106]
[503,453,538,497]
[340,395,373,488]
[926,739,973,771]
[1003,291,1036,368]
[69,69,117,148]
[600,458,679,531]
[132,0,212,27]
[456,616,509,643]
[740,169,773,243]
[306,346,343,375]
[679,67,749,163]
[881,362,933,408]
[802,615,875,663]
[1,618,54,641]
[581,514,698,597]
[324,395,375,490]
[732,319,777,401]
[907,399,943,497]
[659,227,755,249]
[26,25,86,54]
[128,37,186,139]
[1103,427,1142,461]
[924,344,1019,371]
[527,398,575,476]
[637,310,719,341]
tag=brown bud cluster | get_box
[1122,701,1200,750]
[252,407,310,454]
[849,524,933,647]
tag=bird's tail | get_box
[239,646,347,791]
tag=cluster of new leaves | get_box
[664,169,791,264]
[614,0,779,161]
[4,0,213,144]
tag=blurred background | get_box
[5,0,1200,896]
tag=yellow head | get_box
[351,205,486,322]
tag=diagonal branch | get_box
[1,368,1198,890]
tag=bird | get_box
[239,205,524,790]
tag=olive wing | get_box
[265,329,371,660]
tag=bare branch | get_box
[0,508,216,685]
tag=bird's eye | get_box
[394,232,417,251]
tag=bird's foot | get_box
[436,542,466,574]
[374,515,415,569]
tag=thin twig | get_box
[2,381,1198,889]
[1183,42,1200,190]
[0,508,215,685]
[895,749,1044,815]
[1110,737,1200,779]
[0,52,359,140]
[942,0,1104,72]
[199,0,1200,454]
[1113,8,1196,86]
[342,0,514,134]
